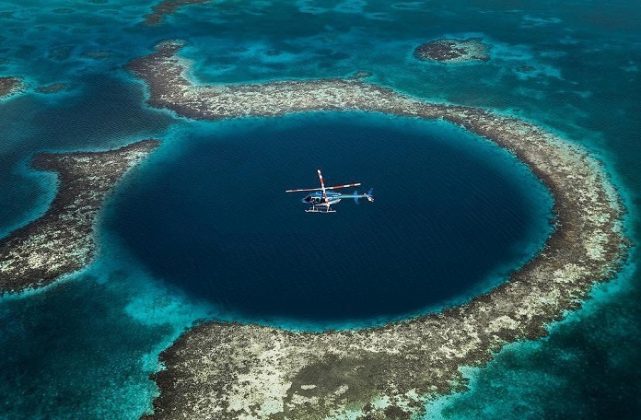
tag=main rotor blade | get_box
[285,187,324,193]
[317,169,328,202]
[285,182,361,193]
[324,182,361,191]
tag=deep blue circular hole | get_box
[105,113,552,324]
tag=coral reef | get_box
[0,140,159,294]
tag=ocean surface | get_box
[0,0,639,418]
[104,114,552,325]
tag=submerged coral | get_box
[0,76,23,98]
[414,39,490,63]
[144,0,209,25]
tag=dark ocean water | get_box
[0,0,639,418]
[104,114,551,324]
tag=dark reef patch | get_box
[414,39,490,63]
[36,83,68,94]
[0,76,23,98]
[144,0,209,26]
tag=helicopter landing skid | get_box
[305,207,336,213]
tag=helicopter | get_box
[285,169,374,213]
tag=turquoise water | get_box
[0,0,639,418]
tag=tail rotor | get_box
[366,188,374,202]
[353,188,374,204]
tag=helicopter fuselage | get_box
[303,191,342,206]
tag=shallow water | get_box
[0,0,639,418]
